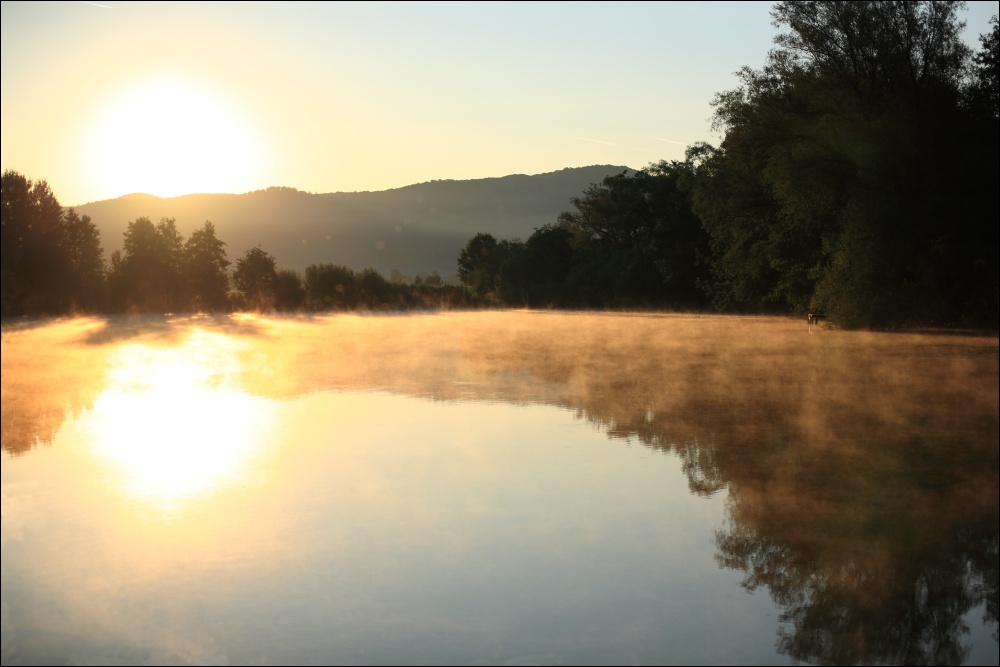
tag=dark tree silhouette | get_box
[60,208,106,311]
[695,1,998,326]
[458,161,712,308]
[107,217,185,313]
[2,172,65,313]
[557,163,710,308]
[232,246,279,311]
[1,171,105,314]
[274,268,305,310]
[969,16,999,118]
[184,221,230,311]
[304,262,357,309]
[457,232,502,296]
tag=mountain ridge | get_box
[74,165,632,276]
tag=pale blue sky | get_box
[2,1,997,205]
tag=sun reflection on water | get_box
[1,314,997,665]
[84,330,275,512]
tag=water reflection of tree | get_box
[1,319,109,456]
[708,394,1000,664]
[507,321,999,666]
[3,313,996,664]
[717,490,997,664]
[432,313,999,665]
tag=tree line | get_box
[458,2,999,328]
[1,171,475,316]
[3,3,997,327]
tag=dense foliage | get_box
[697,1,999,327]
[2,171,105,315]
[456,163,711,308]
[457,1,998,327]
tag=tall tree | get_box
[684,142,788,312]
[1,171,68,313]
[232,246,278,311]
[557,164,710,307]
[2,170,40,313]
[184,221,230,311]
[457,233,505,296]
[274,268,305,310]
[108,217,186,312]
[1,172,107,314]
[61,208,105,311]
[968,16,999,118]
[697,1,994,326]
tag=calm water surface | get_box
[2,312,997,665]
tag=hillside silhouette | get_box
[73,166,631,277]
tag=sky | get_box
[2,1,998,206]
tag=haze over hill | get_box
[74,165,631,277]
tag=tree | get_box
[184,221,230,311]
[685,142,791,312]
[304,263,356,309]
[232,246,278,311]
[969,16,999,118]
[274,268,305,310]
[697,1,994,326]
[767,1,970,112]
[1,171,69,313]
[457,232,501,295]
[479,226,572,307]
[1,172,108,314]
[108,217,185,312]
[61,208,105,311]
[557,164,710,307]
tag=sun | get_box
[84,77,264,198]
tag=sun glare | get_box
[84,78,262,199]
[84,331,275,512]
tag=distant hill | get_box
[74,165,631,277]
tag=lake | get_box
[2,312,997,666]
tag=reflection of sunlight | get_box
[85,332,274,511]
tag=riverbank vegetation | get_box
[458,2,999,328]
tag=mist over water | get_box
[2,313,997,665]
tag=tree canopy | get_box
[450,1,997,327]
[2,170,105,315]
[183,221,231,311]
[695,0,998,326]
[232,246,279,311]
